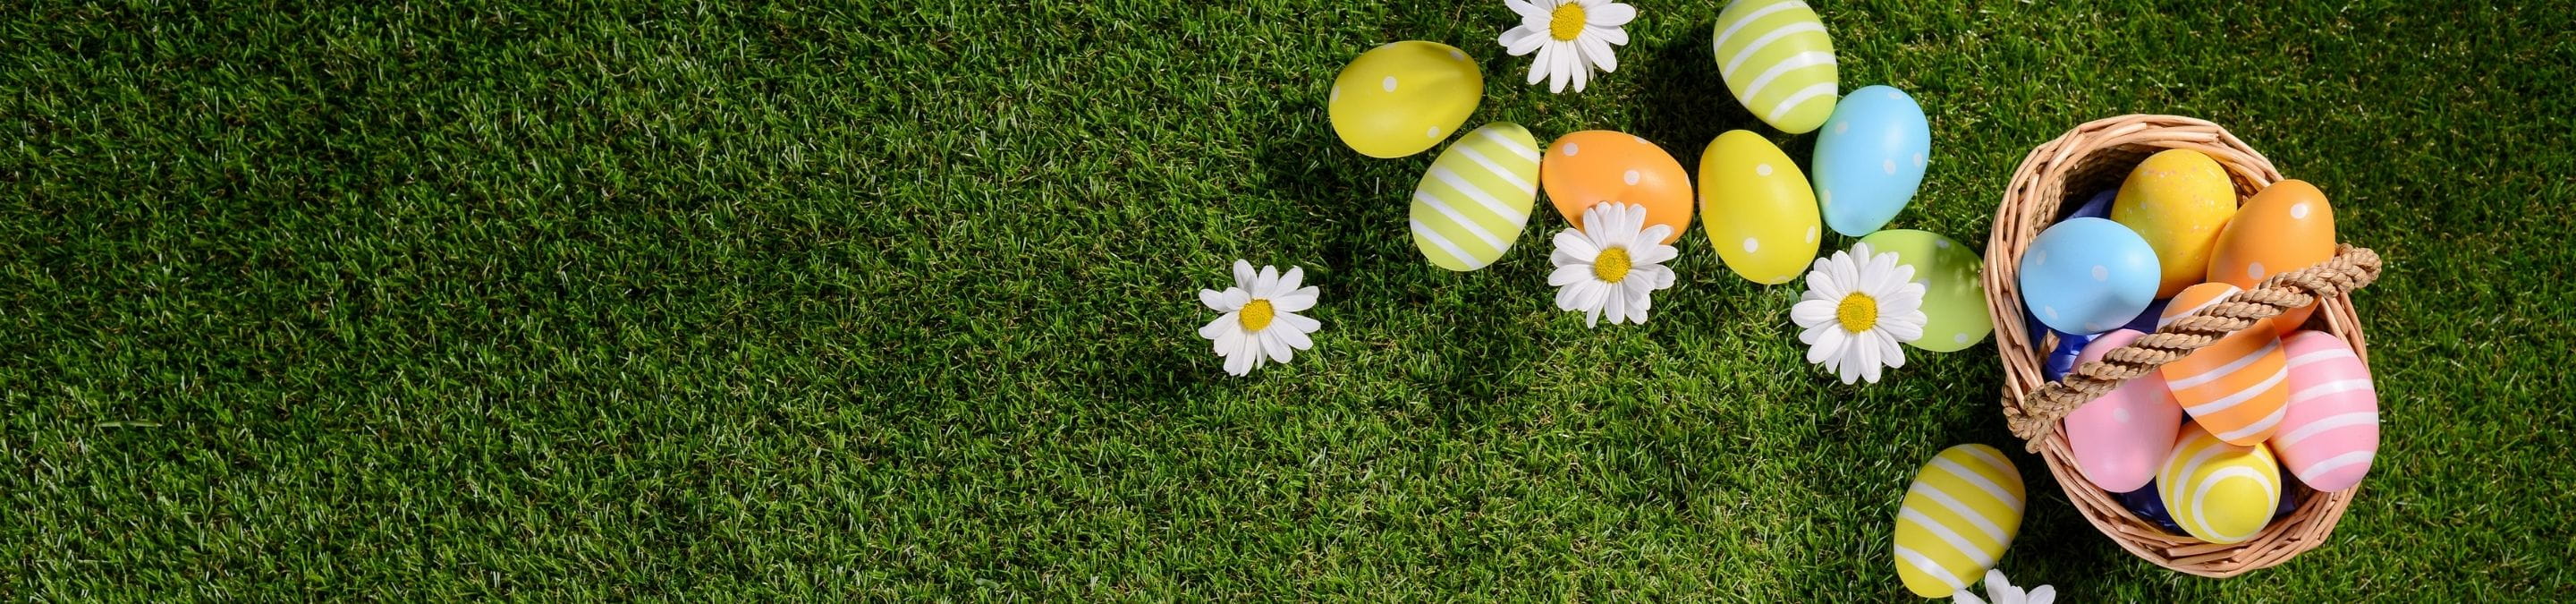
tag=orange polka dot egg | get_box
[2207,180,2337,334]
[1542,131,1693,244]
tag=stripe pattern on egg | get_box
[2274,330,2379,491]
[1712,0,1838,133]
[1410,123,1541,271]
[2158,421,2283,544]
[1892,444,2023,598]
[2157,283,2291,445]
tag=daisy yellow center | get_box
[1239,299,1275,332]
[1836,293,1877,333]
[1592,247,1631,283]
[1548,3,1587,41]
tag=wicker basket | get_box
[1979,115,2385,577]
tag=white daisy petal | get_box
[1953,588,1991,604]
[1882,312,1927,342]
[1548,41,1573,92]
[1275,311,1321,334]
[1807,269,1847,302]
[1233,259,1256,288]
[1570,49,1591,92]
[1277,266,1304,294]
[1504,26,1548,55]
[1637,224,1671,247]
[1552,248,1589,267]
[1527,43,1555,84]
[1255,265,1282,297]
[2025,585,2055,604]
[1549,264,1594,286]
[1224,344,1256,376]
[1272,287,1319,312]
[1631,242,1677,265]
[1578,280,1611,311]
[1604,284,1628,324]
[1201,313,1239,340]
[1792,299,1837,328]
[1557,278,1590,311]
[1577,33,1618,73]
[1199,289,1228,311]
[1807,326,1845,362]
[1554,229,1600,260]
[1211,316,1245,353]
[1589,23,1629,46]
[1275,322,1313,351]
[1589,2,1635,26]
[1877,331,1907,370]
[1220,288,1250,310]
[1640,263,1675,288]
[1506,0,1546,21]
[1260,330,1294,364]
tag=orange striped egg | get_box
[2157,421,2284,544]
[2207,180,2336,335]
[2274,330,2379,491]
[2157,283,2290,445]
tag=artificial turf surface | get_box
[5,0,2572,600]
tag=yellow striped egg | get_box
[1696,130,1818,284]
[1893,444,2024,598]
[1411,123,1542,271]
[2157,283,2292,445]
[2158,421,2284,544]
[1712,0,1838,133]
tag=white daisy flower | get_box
[1497,0,1637,93]
[1548,202,1677,328]
[1198,259,1322,377]
[1951,569,2056,604]
[1790,242,1928,384]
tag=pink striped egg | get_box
[2273,330,2379,491]
[2157,284,2291,446]
[2063,329,2184,492]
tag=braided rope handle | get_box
[2005,243,2384,447]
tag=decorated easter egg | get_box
[1544,131,1692,244]
[2041,330,2097,381]
[2158,421,2283,544]
[2112,149,2238,296]
[1858,229,1990,352]
[2209,180,2338,334]
[2274,330,2379,491]
[1328,41,1482,158]
[1813,85,1930,237]
[1410,123,1543,271]
[2068,189,2115,220]
[1712,0,1838,133]
[1698,130,1819,284]
[1893,444,2024,597]
[2020,217,2159,335]
[2063,329,2185,492]
[2116,482,2185,535]
[2158,284,2291,445]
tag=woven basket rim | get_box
[1979,114,2365,578]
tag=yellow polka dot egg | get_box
[1893,444,2024,598]
[2111,149,2239,296]
[1696,130,1818,284]
[1329,41,1483,158]
[2158,421,2284,544]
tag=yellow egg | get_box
[2111,149,2239,296]
[1697,130,1818,284]
[1893,445,2024,598]
[2207,180,2336,334]
[2158,421,2284,544]
[1328,41,1483,158]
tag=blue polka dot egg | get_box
[2020,217,2159,335]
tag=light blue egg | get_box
[1812,85,1931,236]
[2020,217,2160,335]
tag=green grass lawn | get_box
[6,0,2572,600]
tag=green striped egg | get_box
[1411,123,1541,271]
[1893,444,2025,598]
[1713,0,1839,133]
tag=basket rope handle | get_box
[2005,243,2384,448]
